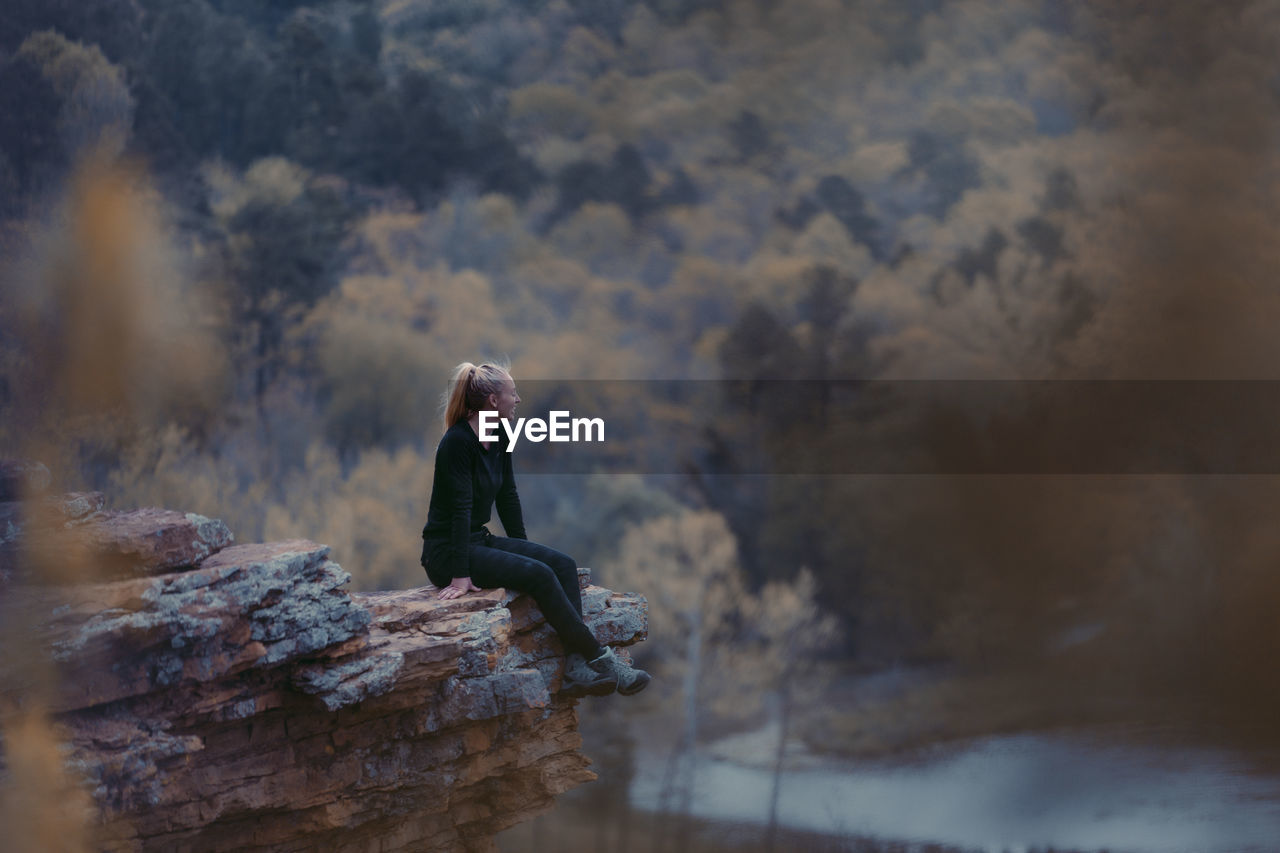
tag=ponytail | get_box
[442,359,511,429]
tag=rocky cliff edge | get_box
[0,475,648,853]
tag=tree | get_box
[726,109,778,166]
[717,301,803,411]
[0,0,144,60]
[278,9,345,169]
[7,30,134,171]
[138,0,273,167]
[607,510,750,850]
[898,129,981,220]
[550,143,655,225]
[813,175,884,260]
[741,568,841,852]
[798,264,860,423]
[0,51,60,195]
[205,157,353,415]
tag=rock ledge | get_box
[1,495,648,853]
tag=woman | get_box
[420,361,650,697]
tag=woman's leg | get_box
[467,539,603,659]
[486,536,585,617]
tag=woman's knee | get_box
[518,560,560,593]
[545,549,577,580]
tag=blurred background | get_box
[3,1,1280,850]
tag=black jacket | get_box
[421,419,526,579]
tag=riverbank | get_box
[496,664,1280,853]
[498,799,1000,853]
[499,717,1280,853]
[621,727,1280,853]
[793,664,1280,767]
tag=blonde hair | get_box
[443,360,511,429]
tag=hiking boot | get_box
[561,652,617,698]
[588,646,651,696]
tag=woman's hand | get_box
[438,576,481,600]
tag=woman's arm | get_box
[437,434,484,600]
[495,450,527,540]
[442,434,476,579]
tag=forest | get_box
[4,0,1280,770]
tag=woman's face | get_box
[489,373,521,421]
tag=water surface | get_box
[629,726,1280,852]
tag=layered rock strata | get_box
[0,494,648,852]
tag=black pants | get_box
[422,529,604,659]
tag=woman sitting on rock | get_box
[420,361,650,698]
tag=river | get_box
[629,723,1280,852]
